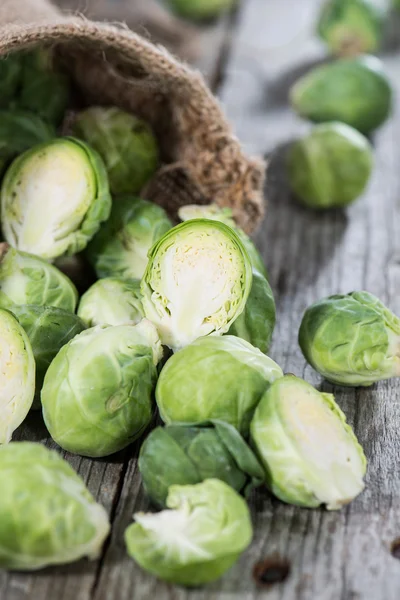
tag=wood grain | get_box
[2,0,400,598]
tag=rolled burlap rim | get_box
[0,0,265,233]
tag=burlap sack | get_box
[0,0,265,233]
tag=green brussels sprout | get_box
[78,277,144,327]
[287,122,373,209]
[250,375,367,509]
[0,308,35,443]
[228,271,276,353]
[0,300,86,409]
[317,0,385,57]
[0,243,78,312]
[1,137,112,260]
[0,53,22,109]
[139,420,265,507]
[87,195,172,280]
[41,319,163,457]
[0,442,110,570]
[72,107,159,195]
[178,203,267,277]
[290,55,393,134]
[0,110,55,176]
[18,48,70,126]
[167,0,237,21]
[156,335,283,436]
[125,479,252,586]
[141,220,253,351]
[299,291,400,386]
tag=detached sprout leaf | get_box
[156,335,283,436]
[139,421,264,507]
[1,137,112,260]
[2,302,86,409]
[0,442,110,570]
[78,278,145,327]
[299,291,400,386]
[41,320,163,457]
[125,479,253,586]
[141,220,253,351]
[290,55,392,134]
[317,0,385,57]
[0,243,78,312]
[0,53,23,109]
[87,196,172,280]
[250,375,367,510]
[73,107,159,195]
[0,308,35,444]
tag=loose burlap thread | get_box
[0,0,265,233]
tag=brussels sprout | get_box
[141,220,253,351]
[42,319,163,457]
[139,420,264,507]
[72,107,159,195]
[167,0,237,21]
[317,0,385,57]
[78,277,144,327]
[299,291,400,386]
[125,479,252,586]
[0,308,35,443]
[250,375,367,509]
[0,53,22,109]
[0,110,55,176]
[287,122,373,209]
[18,48,70,126]
[228,271,276,353]
[178,203,267,277]
[1,137,112,260]
[290,55,393,135]
[0,300,86,409]
[0,243,78,312]
[156,335,283,436]
[0,442,110,570]
[87,195,172,280]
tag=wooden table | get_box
[1,0,400,598]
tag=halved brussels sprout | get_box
[72,107,159,195]
[317,0,385,57]
[228,271,276,353]
[0,110,55,176]
[0,53,22,109]
[167,0,237,20]
[299,291,400,386]
[141,220,253,351]
[18,48,70,126]
[1,300,86,409]
[125,479,252,586]
[78,278,144,327]
[0,243,78,312]
[250,375,367,509]
[42,320,163,457]
[178,203,267,277]
[0,308,35,443]
[1,137,112,260]
[0,442,110,570]
[290,55,393,134]
[287,122,373,209]
[87,195,172,280]
[139,420,264,507]
[156,335,283,436]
